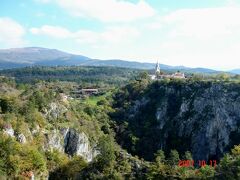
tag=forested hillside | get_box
[0,66,142,87]
[0,76,146,179]
[1,71,240,179]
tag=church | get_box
[150,61,185,80]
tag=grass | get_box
[84,91,112,106]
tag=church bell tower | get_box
[155,60,160,75]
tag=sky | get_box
[0,0,240,70]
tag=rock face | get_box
[64,128,96,162]
[43,102,68,120]
[45,128,96,162]
[154,82,240,161]
[3,125,14,137]
[45,129,64,152]
[17,134,27,144]
[118,81,240,161]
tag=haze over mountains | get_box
[230,69,240,74]
[0,47,237,74]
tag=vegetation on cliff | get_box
[1,68,240,179]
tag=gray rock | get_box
[45,128,97,162]
[17,133,27,144]
[44,129,64,152]
[43,102,68,120]
[64,128,96,162]
[3,126,14,137]
[166,83,240,160]
[130,82,240,161]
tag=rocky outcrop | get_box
[40,101,97,161]
[153,82,240,161]
[44,129,64,152]
[45,128,97,162]
[3,125,14,137]
[17,133,27,144]
[42,102,68,120]
[161,83,239,161]
[64,128,96,162]
[119,81,240,161]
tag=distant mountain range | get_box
[0,47,238,74]
[229,69,240,74]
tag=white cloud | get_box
[146,22,162,30]
[133,7,240,70]
[30,25,72,38]
[23,3,240,69]
[0,18,26,47]
[101,26,140,43]
[53,0,155,22]
[226,0,240,6]
[162,7,240,39]
[74,30,99,44]
[30,25,140,44]
[75,27,140,44]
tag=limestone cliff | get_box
[154,82,240,161]
[41,101,97,162]
[114,81,240,161]
[44,128,97,162]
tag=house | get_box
[172,71,185,79]
[80,89,99,95]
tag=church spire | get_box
[155,60,160,75]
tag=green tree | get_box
[183,151,193,160]
[216,73,230,81]
[196,165,215,179]
[154,150,165,164]
[169,149,180,166]
[45,150,69,172]
[96,135,116,171]
[216,145,240,179]
[49,156,87,180]
[146,150,168,180]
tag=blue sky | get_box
[0,0,240,70]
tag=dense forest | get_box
[0,66,143,87]
[0,67,240,179]
[1,66,239,86]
